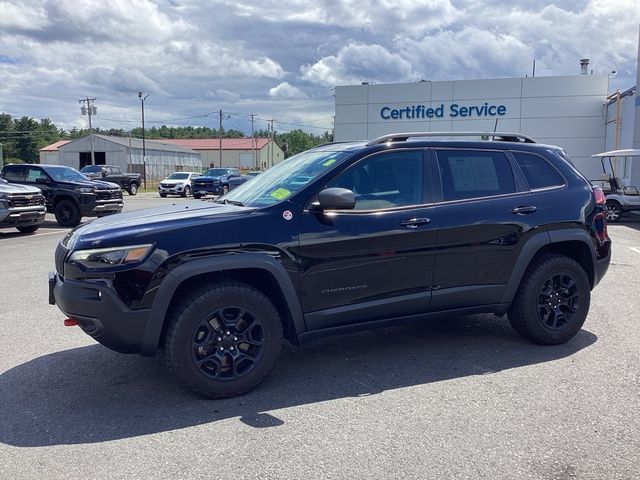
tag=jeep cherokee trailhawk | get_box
[49,132,611,398]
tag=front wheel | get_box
[54,200,81,227]
[182,186,191,197]
[163,281,283,398]
[128,183,138,196]
[605,200,622,223]
[16,225,39,234]
[222,185,229,195]
[508,254,590,345]
[193,193,202,199]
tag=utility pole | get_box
[219,109,223,167]
[249,114,256,170]
[268,119,274,167]
[138,92,149,189]
[78,97,96,166]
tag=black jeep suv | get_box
[1,164,123,227]
[49,132,611,398]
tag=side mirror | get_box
[35,177,49,185]
[316,187,356,210]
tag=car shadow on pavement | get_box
[0,314,597,447]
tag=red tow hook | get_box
[64,318,79,327]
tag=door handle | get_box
[400,217,431,228]
[510,206,537,215]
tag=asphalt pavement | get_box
[1,193,639,479]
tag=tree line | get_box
[0,113,333,165]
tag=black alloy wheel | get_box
[54,199,81,227]
[536,273,581,331]
[191,307,265,380]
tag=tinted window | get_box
[25,167,47,183]
[512,151,565,189]
[328,151,423,210]
[2,165,25,182]
[437,150,515,201]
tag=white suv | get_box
[158,172,200,198]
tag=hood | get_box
[64,200,254,250]
[160,179,188,185]
[0,181,42,195]
[196,175,225,181]
[61,179,120,190]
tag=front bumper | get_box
[158,184,186,195]
[0,206,46,227]
[49,272,150,354]
[193,184,223,195]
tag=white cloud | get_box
[301,42,418,86]
[268,82,308,99]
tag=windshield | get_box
[80,165,103,173]
[45,166,89,182]
[168,173,190,179]
[203,169,229,176]
[223,149,352,207]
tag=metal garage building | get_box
[49,134,201,183]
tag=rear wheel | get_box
[54,200,81,227]
[163,281,283,398]
[605,200,622,223]
[128,183,138,196]
[508,254,590,345]
[16,225,39,234]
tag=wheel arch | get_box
[141,254,305,355]
[500,229,596,305]
[53,194,79,207]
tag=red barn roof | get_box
[40,140,72,152]
[160,138,271,151]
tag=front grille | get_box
[194,181,211,187]
[7,193,44,208]
[55,242,69,276]
[96,189,122,200]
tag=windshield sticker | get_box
[270,188,291,200]
[322,158,337,167]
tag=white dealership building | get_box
[334,72,639,186]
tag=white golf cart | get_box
[590,149,640,222]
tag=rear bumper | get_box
[49,272,151,355]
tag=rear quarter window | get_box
[436,150,515,201]
[512,151,565,189]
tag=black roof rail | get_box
[365,131,537,146]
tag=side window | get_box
[436,150,515,201]
[512,151,565,189]
[25,167,46,183]
[328,151,423,210]
[2,166,25,182]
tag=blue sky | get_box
[0,0,638,135]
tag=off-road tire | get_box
[54,199,81,227]
[508,254,590,345]
[163,281,283,398]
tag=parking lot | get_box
[1,193,639,479]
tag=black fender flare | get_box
[140,253,305,355]
[500,228,596,305]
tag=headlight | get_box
[69,244,153,269]
[75,187,95,194]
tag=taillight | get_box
[592,186,606,205]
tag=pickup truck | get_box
[80,165,142,195]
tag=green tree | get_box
[12,116,40,163]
